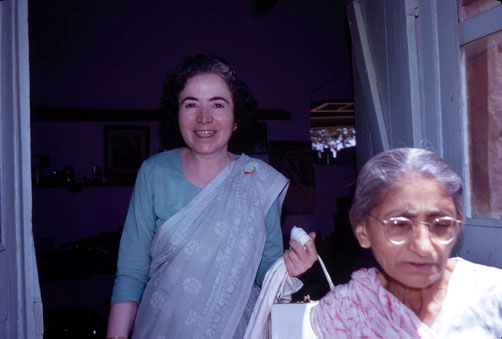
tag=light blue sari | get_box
[132,154,289,338]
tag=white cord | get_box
[317,255,335,291]
[291,226,336,291]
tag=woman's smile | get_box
[194,130,216,137]
[178,73,235,158]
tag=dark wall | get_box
[29,0,352,139]
[30,0,354,236]
[29,1,356,333]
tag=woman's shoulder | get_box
[237,154,285,178]
[432,258,502,336]
[311,267,384,337]
[450,257,502,303]
[141,148,182,172]
[319,267,380,302]
[453,257,502,283]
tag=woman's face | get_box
[178,73,235,157]
[355,172,459,289]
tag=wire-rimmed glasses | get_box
[368,214,461,245]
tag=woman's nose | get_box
[196,106,213,123]
[408,224,434,256]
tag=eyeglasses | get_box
[368,214,461,245]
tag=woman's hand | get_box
[284,232,318,277]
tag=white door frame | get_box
[1,0,44,337]
[346,0,502,268]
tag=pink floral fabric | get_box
[310,268,434,338]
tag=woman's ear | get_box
[355,220,371,249]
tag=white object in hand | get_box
[291,226,312,249]
[290,226,336,291]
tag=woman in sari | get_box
[106,54,317,339]
[311,148,502,338]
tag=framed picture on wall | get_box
[104,125,150,183]
[268,141,315,214]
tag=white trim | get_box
[465,218,502,229]
[0,0,43,337]
[459,48,472,218]
[347,1,390,152]
[405,0,424,147]
[434,0,464,177]
[416,0,443,153]
[458,6,502,45]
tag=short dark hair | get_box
[349,148,464,231]
[160,54,257,149]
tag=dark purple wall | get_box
[30,0,354,239]
[29,0,352,139]
[29,0,355,324]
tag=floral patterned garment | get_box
[310,268,434,339]
[132,154,289,339]
[311,259,502,338]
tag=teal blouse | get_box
[111,148,284,304]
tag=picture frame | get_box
[104,125,150,182]
[268,141,315,214]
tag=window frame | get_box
[458,4,502,225]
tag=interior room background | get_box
[28,0,360,336]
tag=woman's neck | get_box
[378,258,457,326]
[181,147,235,188]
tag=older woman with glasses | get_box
[311,148,502,338]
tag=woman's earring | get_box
[233,124,238,131]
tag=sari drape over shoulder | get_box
[311,259,502,338]
[310,268,435,339]
[132,154,289,339]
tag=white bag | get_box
[270,299,319,339]
[244,227,334,339]
[269,227,335,339]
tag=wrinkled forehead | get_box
[384,171,443,193]
[377,172,456,214]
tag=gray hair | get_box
[349,148,464,230]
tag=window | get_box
[459,1,502,220]
[310,102,355,165]
[462,30,502,219]
[458,0,501,21]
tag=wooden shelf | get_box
[31,107,292,122]
[33,182,133,191]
